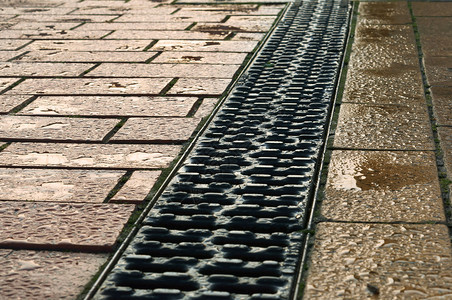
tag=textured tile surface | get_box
[0,62,94,77]
[0,143,181,169]
[152,51,248,64]
[24,40,152,51]
[412,2,452,17]
[16,50,156,63]
[0,95,32,113]
[168,78,231,95]
[0,168,125,202]
[111,171,161,203]
[358,2,411,25]
[424,56,452,86]
[150,40,258,52]
[0,250,108,299]
[321,150,444,222]
[0,202,134,251]
[438,127,452,177]
[431,86,452,126]
[304,223,452,299]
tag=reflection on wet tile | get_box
[321,150,444,222]
[304,223,452,299]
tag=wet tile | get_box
[0,29,111,39]
[0,143,181,169]
[0,78,20,92]
[0,250,108,299]
[321,150,444,223]
[424,56,452,86]
[0,168,125,202]
[168,78,231,95]
[111,117,201,142]
[0,62,94,77]
[77,22,192,31]
[438,127,452,177]
[333,103,434,150]
[89,63,241,79]
[194,98,218,119]
[0,95,32,113]
[111,171,161,203]
[23,40,151,51]
[358,2,411,25]
[304,223,452,299]
[152,51,248,64]
[150,40,258,52]
[16,50,156,63]
[0,201,134,250]
[412,2,452,17]
[0,39,30,51]
[19,96,198,117]
[431,86,452,126]
[107,30,229,40]
[0,115,118,142]
[354,24,416,50]
[6,78,169,95]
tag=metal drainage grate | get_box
[95,0,349,299]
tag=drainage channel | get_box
[92,0,350,299]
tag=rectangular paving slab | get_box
[0,95,32,113]
[0,62,94,77]
[321,150,444,223]
[0,143,181,169]
[0,39,31,51]
[167,78,231,95]
[431,86,452,126]
[152,51,248,64]
[357,2,411,25]
[0,201,134,251]
[438,127,452,177]
[0,250,108,299]
[111,171,161,204]
[150,40,258,52]
[16,50,157,63]
[0,168,125,202]
[0,29,111,39]
[423,56,452,86]
[106,30,230,40]
[76,22,192,31]
[0,78,21,92]
[23,40,152,51]
[18,96,198,117]
[0,115,118,142]
[304,223,452,299]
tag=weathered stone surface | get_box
[19,96,198,117]
[150,40,258,52]
[0,78,20,92]
[0,116,118,142]
[174,4,284,16]
[0,250,108,299]
[111,171,161,203]
[24,40,152,51]
[304,223,452,299]
[321,150,444,222]
[0,7,74,15]
[232,32,265,41]
[358,2,411,25]
[115,14,225,23]
[424,56,452,86]
[9,22,82,30]
[0,168,125,202]
[0,95,32,113]
[420,36,452,57]
[0,51,22,61]
[7,78,169,95]
[89,63,241,78]
[168,78,231,95]
[195,98,218,119]
[111,117,201,142]
[416,17,452,37]
[0,29,110,39]
[0,39,31,51]
[431,86,452,126]
[72,6,176,15]
[412,2,452,17]
[107,30,229,40]
[0,202,134,250]
[0,143,181,169]
[0,62,94,77]
[333,103,434,150]
[16,50,156,62]
[438,127,452,177]
[76,22,192,31]
[153,51,248,64]
[223,15,276,32]
[13,15,118,23]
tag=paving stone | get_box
[0,115,118,142]
[0,29,111,39]
[420,36,452,57]
[358,2,411,25]
[412,2,452,17]
[115,14,226,23]
[150,40,258,52]
[232,32,265,41]
[0,201,134,250]
[111,170,161,203]
[0,168,125,202]
[23,40,152,51]
[0,250,108,299]
[194,98,218,119]
[76,22,192,31]
[0,95,32,113]
[431,86,452,126]
[168,78,231,96]
[0,62,94,77]
[0,78,20,92]
[0,142,181,169]
[111,117,201,142]
[424,56,452,86]
[304,223,452,299]
[15,50,156,63]
[6,78,169,95]
[19,96,198,117]
[0,39,31,50]
[8,22,82,30]
[107,30,229,40]
[438,127,452,177]
[211,16,276,32]
[333,103,435,150]
[321,150,444,223]
[0,51,22,61]
[13,15,118,23]
[152,51,248,64]
[73,6,176,15]
[0,7,74,15]
[174,4,284,16]
[416,17,452,37]
[89,63,241,79]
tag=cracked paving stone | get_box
[23,40,152,52]
[0,201,135,251]
[0,250,108,299]
[16,50,157,63]
[431,86,452,126]
[357,2,412,25]
[0,143,181,169]
[18,96,198,117]
[168,78,231,95]
[333,103,434,150]
[321,150,445,223]
[6,78,170,95]
[438,127,452,177]
[304,223,452,299]
[151,51,248,64]
[150,40,258,52]
[424,56,452,86]
[111,117,201,142]
[111,171,161,204]
[0,115,118,142]
[0,62,95,77]
[0,168,125,202]
[0,95,32,113]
